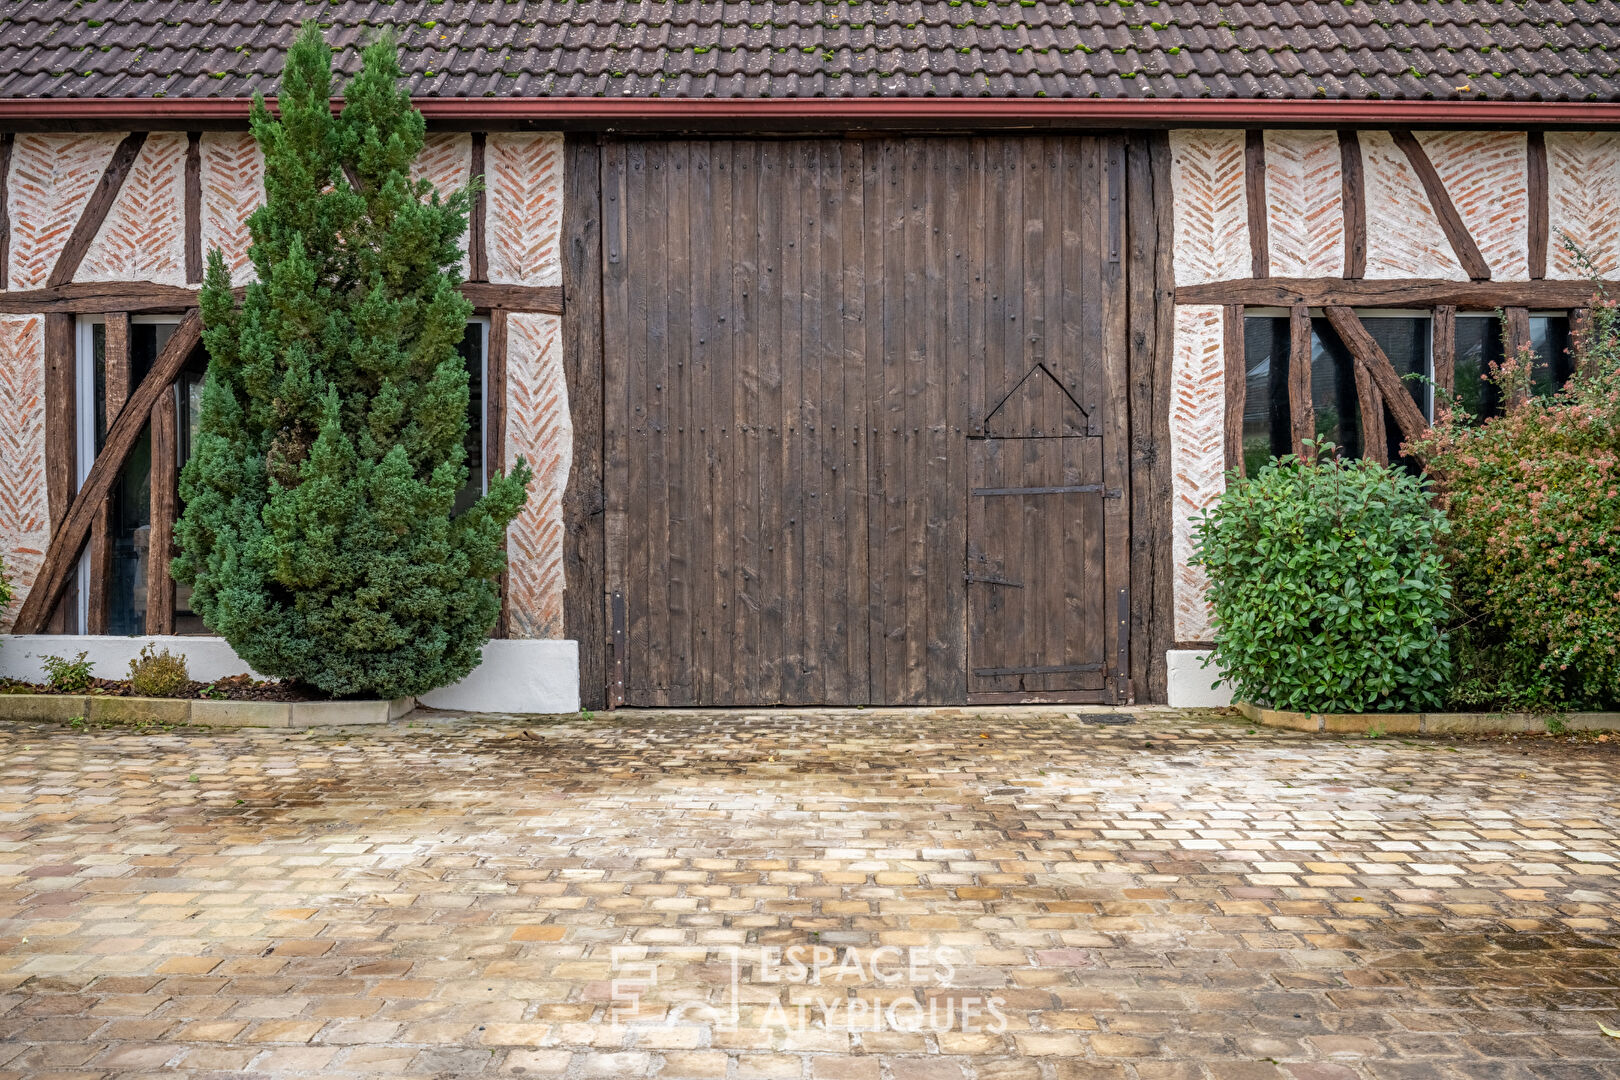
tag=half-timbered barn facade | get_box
[2,2,1619,710]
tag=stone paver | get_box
[0,707,1616,1079]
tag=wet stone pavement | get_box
[0,707,1616,1080]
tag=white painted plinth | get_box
[0,635,261,683]
[419,639,580,715]
[0,634,581,715]
[1166,649,1233,708]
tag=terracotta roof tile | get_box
[1,0,1617,101]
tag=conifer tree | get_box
[174,24,530,698]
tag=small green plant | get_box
[1365,722,1387,740]
[1546,715,1569,736]
[200,682,228,700]
[580,708,595,722]
[128,645,189,698]
[41,652,95,694]
[1192,447,1452,714]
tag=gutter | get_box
[3,97,1620,130]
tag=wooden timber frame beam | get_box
[1322,305,1429,443]
[1351,357,1389,465]
[1338,131,1367,280]
[86,312,130,635]
[13,311,202,635]
[1243,131,1269,280]
[1221,304,1246,474]
[1176,277,1618,308]
[0,132,12,285]
[1288,304,1314,457]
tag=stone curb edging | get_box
[0,694,415,728]
[1237,700,1620,734]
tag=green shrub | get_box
[1411,290,1620,711]
[1191,451,1452,713]
[41,653,95,694]
[173,24,529,699]
[128,645,189,698]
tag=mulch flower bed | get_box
[0,673,323,702]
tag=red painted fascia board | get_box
[3,97,1620,126]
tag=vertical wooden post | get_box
[104,313,129,420]
[1222,303,1246,475]
[1504,306,1532,410]
[487,308,509,637]
[469,133,488,283]
[1288,303,1314,458]
[1527,131,1548,281]
[87,314,130,635]
[1244,131,1269,279]
[43,313,76,633]
[1573,307,1595,379]
[85,504,112,635]
[146,384,177,635]
[1352,360,1388,465]
[184,132,203,284]
[0,132,13,286]
[1338,131,1367,280]
[1431,304,1456,407]
[562,139,607,710]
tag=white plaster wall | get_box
[1169,130,1250,286]
[1169,305,1224,644]
[1358,130,1467,281]
[1546,131,1620,277]
[1262,130,1344,278]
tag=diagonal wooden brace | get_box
[1322,305,1429,445]
[12,310,201,635]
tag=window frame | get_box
[73,313,184,635]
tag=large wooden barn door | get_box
[601,136,1130,706]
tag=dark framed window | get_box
[72,317,490,637]
[1454,314,1572,421]
[1241,311,1428,473]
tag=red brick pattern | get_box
[3,132,121,289]
[1547,132,1620,278]
[0,315,47,630]
[77,131,188,286]
[485,133,564,287]
[503,312,571,640]
[1170,304,1224,643]
[199,131,264,286]
[1417,130,1529,282]
[1359,130,1467,281]
[410,132,472,279]
[1262,130,1343,278]
[1169,130,1249,287]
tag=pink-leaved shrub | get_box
[1411,291,1620,710]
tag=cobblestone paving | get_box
[0,707,1617,1079]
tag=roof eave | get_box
[3,97,1620,131]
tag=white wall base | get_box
[0,635,261,684]
[419,639,580,715]
[0,634,582,715]
[1166,649,1234,708]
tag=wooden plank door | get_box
[600,135,1132,706]
[967,437,1111,701]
